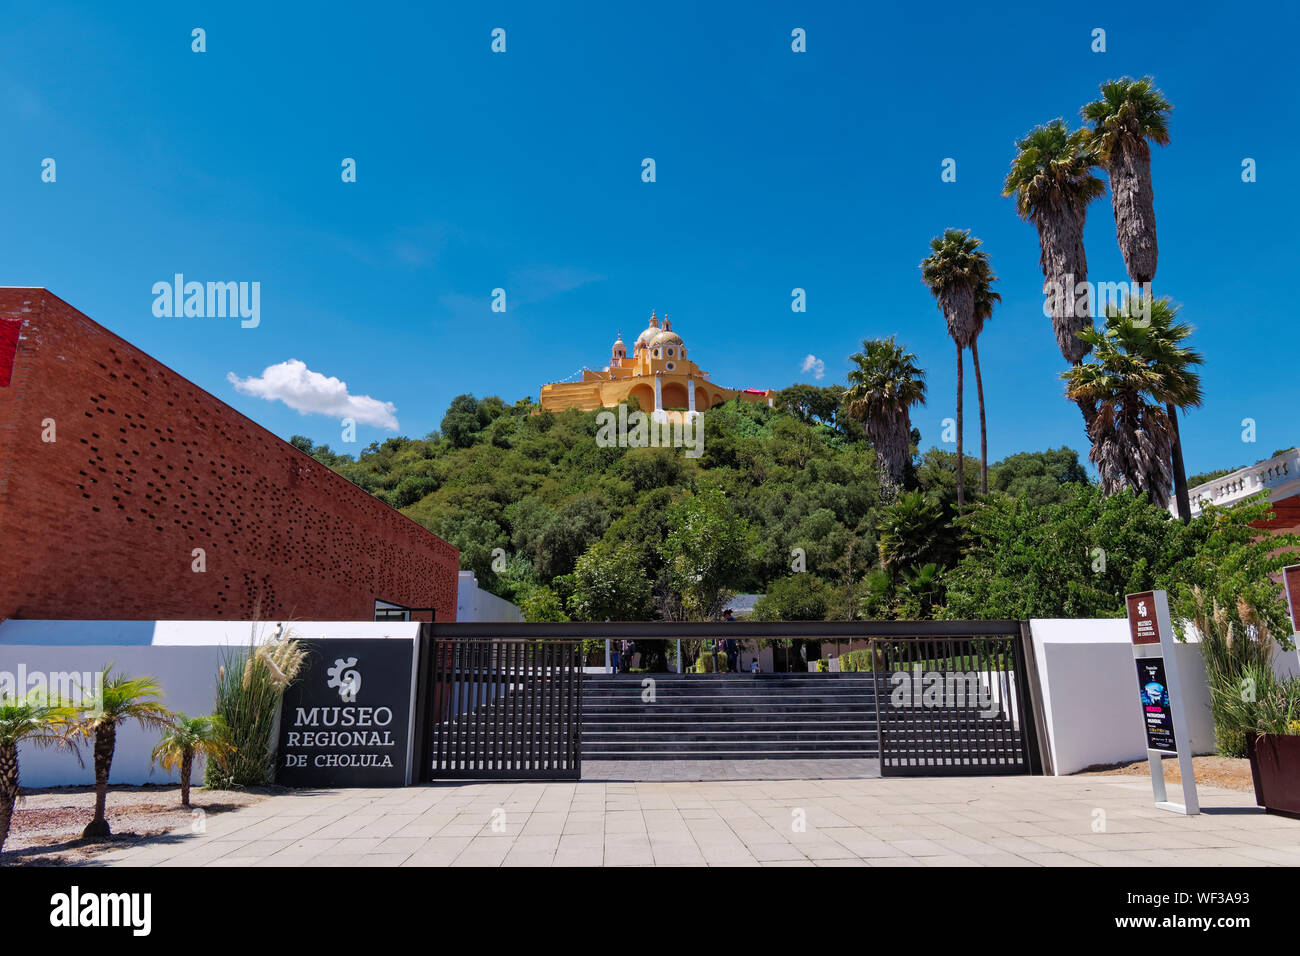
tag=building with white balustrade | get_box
[1175,447,1300,531]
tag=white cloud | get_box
[227,359,399,430]
[801,354,826,380]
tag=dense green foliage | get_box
[292,391,1294,630]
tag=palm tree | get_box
[1003,118,1107,422]
[971,259,1001,495]
[151,714,230,807]
[77,669,172,838]
[1082,77,1186,518]
[1061,295,1201,508]
[1,692,78,852]
[921,228,992,507]
[876,490,945,573]
[1082,77,1172,286]
[841,336,927,496]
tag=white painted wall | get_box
[457,571,524,623]
[0,620,419,788]
[1029,618,1216,775]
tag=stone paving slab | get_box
[78,773,1300,868]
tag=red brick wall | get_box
[0,289,458,622]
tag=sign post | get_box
[1126,589,1198,815]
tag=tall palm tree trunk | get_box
[1110,141,1158,286]
[83,725,116,838]
[181,753,193,807]
[1168,402,1191,523]
[0,742,18,852]
[972,337,988,495]
[955,343,965,508]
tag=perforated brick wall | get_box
[0,289,459,622]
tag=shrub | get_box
[1192,588,1283,757]
[839,649,878,672]
[693,649,726,673]
[206,631,306,788]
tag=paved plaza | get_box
[84,768,1300,867]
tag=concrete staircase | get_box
[581,673,879,760]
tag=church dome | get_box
[633,311,661,352]
[650,329,683,348]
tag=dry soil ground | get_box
[1,785,268,865]
[1080,755,1256,793]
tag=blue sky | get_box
[3,0,1297,478]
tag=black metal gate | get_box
[412,621,1048,780]
[417,634,582,780]
[871,624,1043,776]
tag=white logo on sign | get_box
[1137,600,1148,618]
[326,657,362,702]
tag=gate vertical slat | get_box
[475,639,486,773]
[997,638,1011,766]
[950,637,964,769]
[452,640,462,772]
[516,640,526,773]
[505,640,516,774]
[554,642,563,771]
[573,644,582,776]
[932,638,945,768]
[542,641,550,772]
[478,639,488,775]
[431,639,443,776]
[539,641,548,771]
[552,642,561,772]
[980,637,1000,767]
[921,638,932,769]
[434,639,444,775]
[937,638,950,768]
[443,640,454,774]
[976,637,994,767]
[525,642,535,772]
[496,641,506,775]
[489,639,499,774]
[954,638,967,770]
[966,637,981,769]
[514,641,524,774]
[554,642,564,772]
[465,640,476,773]
[1010,635,1031,770]
[564,643,573,773]
[550,642,561,772]
[998,639,1008,764]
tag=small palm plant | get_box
[151,714,230,807]
[0,691,79,853]
[77,668,173,838]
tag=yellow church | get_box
[539,311,776,417]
